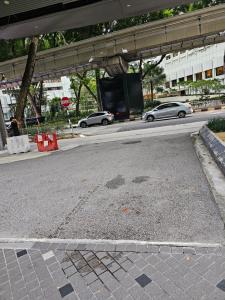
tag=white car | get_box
[142,102,193,122]
[78,111,114,128]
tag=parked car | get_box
[78,111,114,128]
[142,102,193,122]
[25,116,45,126]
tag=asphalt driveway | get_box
[0,133,224,243]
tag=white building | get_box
[0,76,74,120]
[44,77,73,100]
[0,90,16,120]
[161,42,225,90]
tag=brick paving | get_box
[1,241,225,299]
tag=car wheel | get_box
[178,111,186,118]
[80,122,87,128]
[102,119,109,126]
[147,115,154,122]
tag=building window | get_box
[179,77,184,83]
[205,69,212,79]
[187,75,193,82]
[46,86,63,91]
[195,72,202,81]
[216,66,224,76]
[172,79,177,87]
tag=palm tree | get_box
[142,64,166,101]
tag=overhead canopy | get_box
[0,0,193,39]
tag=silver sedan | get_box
[78,111,114,128]
[142,102,193,122]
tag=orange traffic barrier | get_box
[35,132,59,152]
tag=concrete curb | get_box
[0,151,50,165]
[0,238,222,252]
[199,126,225,177]
[193,134,225,228]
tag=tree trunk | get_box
[139,57,143,76]
[0,101,7,150]
[37,80,43,115]
[142,54,166,80]
[150,81,154,101]
[15,36,39,127]
[95,69,102,111]
[75,85,82,117]
[77,73,100,110]
[27,92,41,118]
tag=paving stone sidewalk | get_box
[1,241,225,300]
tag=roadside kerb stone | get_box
[199,125,225,176]
[194,134,225,228]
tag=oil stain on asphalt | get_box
[106,175,125,189]
[132,176,149,184]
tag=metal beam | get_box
[1,4,225,84]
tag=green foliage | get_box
[48,97,62,119]
[70,70,99,116]
[143,64,166,85]
[208,118,225,132]
[182,79,225,96]
[0,39,28,61]
[24,122,66,136]
[142,64,166,100]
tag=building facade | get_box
[161,42,225,89]
[0,76,73,120]
[44,77,73,100]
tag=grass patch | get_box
[207,118,225,133]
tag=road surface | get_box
[74,110,225,136]
[0,125,224,243]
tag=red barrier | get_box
[35,132,59,152]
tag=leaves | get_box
[181,79,225,95]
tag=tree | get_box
[76,71,102,111]
[70,72,86,116]
[49,97,61,119]
[15,36,39,126]
[27,82,45,119]
[183,79,225,97]
[142,64,166,101]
